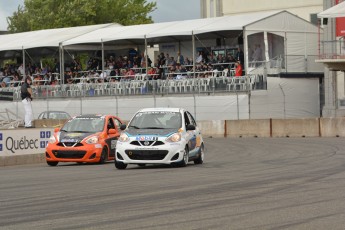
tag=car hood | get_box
[59,132,96,142]
[125,128,177,137]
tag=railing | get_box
[319,40,345,59]
[0,74,267,101]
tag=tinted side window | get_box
[114,118,122,131]
[107,118,115,130]
[184,112,191,127]
[187,112,196,126]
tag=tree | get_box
[7,0,157,33]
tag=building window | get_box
[310,13,318,26]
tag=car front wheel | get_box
[176,147,189,167]
[194,144,204,165]
[115,159,127,169]
[47,161,58,166]
[98,147,108,164]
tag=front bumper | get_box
[45,143,104,163]
[116,141,185,165]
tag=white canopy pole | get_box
[22,47,25,79]
[59,42,62,84]
[101,40,105,77]
[192,31,195,78]
[61,45,65,84]
[145,35,148,74]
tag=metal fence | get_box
[319,40,345,59]
[1,75,265,101]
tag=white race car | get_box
[115,108,205,169]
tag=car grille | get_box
[57,142,83,147]
[130,141,165,146]
[124,150,169,160]
[52,150,87,159]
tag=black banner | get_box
[0,91,14,101]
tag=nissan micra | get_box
[46,114,123,166]
[115,108,205,169]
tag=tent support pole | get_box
[145,35,148,74]
[61,46,65,84]
[101,40,105,77]
[192,31,195,78]
[59,43,62,84]
[22,47,25,79]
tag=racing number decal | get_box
[111,140,117,150]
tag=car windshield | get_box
[50,112,70,119]
[129,111,182,129]
[61,117,105,133]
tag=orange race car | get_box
[45,114,123,166]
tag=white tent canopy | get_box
[318,1,345,18]
[0,24,118,51]
[0,10,322,76]
[62,11,281,46]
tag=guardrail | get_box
[0,75,265,100]
[319,40,345,59]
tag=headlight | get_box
[48,135,56,144]
[166,133,181,142]
[119,133,130,142]
[85,136,99,144]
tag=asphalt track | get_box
[1,137,345,230]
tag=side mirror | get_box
[54,127,60,133]
[186,124,195,131]
[120,124,127,130]
[108,128,117,134]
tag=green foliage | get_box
[41,57,55,70]
[7,0,157,32]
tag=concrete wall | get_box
[272,118,320,137]
[320,118,345,137]
[226,119,271,137]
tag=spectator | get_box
[236,47,244,66]
[196,51,203,64]
[21,76,34,128]
[0,81,6,88]
[235,61,243,77]
[176,51,184,65]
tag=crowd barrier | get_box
[1,117,345,166]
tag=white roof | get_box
[138,108,182,113]
[62,11,281,46]
[318,1,345,18]
[0,24,117,51]
[0,10,311,51]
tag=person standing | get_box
[21,76,34,128]
[176,51,184,65]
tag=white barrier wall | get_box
[0,128,53,156]
[1,94,250,121]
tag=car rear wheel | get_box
[194,144,204,165]
[98,148,108,164]
[47,161,58,166]
[115,159,127,169]
[176,147,189,167]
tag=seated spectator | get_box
[196,51,203,64]
[147,67,156,80]
[0,81,6,88]
[235,61,243,77]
